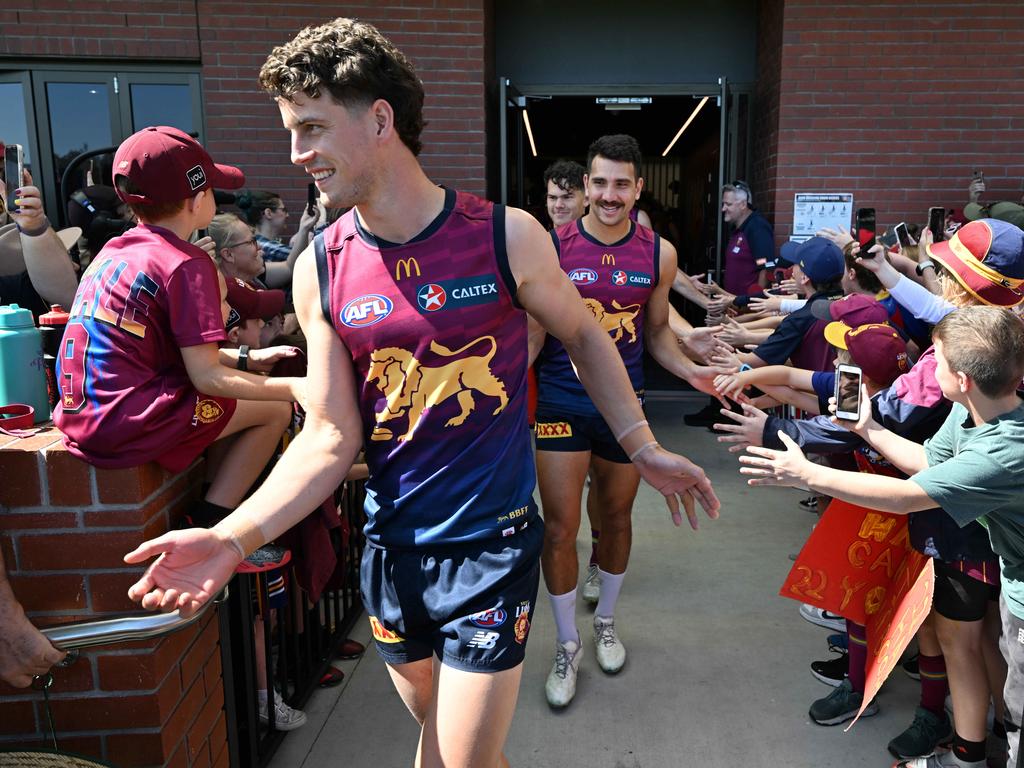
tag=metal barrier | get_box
[221,480,366,768]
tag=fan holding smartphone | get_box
[855,207,876,257]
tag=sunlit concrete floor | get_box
[271,398,923,768]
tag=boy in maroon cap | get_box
[55,126,303,524]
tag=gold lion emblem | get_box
[366,335,508,442]
[583,298,642,343]
[194,399,224,424]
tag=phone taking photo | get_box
[307,182,317,216]
[928,207,946,243]
[834,363,863,421]
[894,222,912,248]
[3,143,25,211]
[855,207,876,257]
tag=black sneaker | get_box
[810,653,849,687]
[809,679,878,726]
[887,706,953,759]
[799,495,819,511]
[902,652,920,680]
[682,399,722,427]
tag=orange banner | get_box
[780,498,934,727]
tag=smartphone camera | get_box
[834,363,863,421]
[855,207,876,257]
[928,207,946,243]
[3,143,25,211]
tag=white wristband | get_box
[615,419,649,442]
[628,440,659,462]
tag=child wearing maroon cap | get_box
[54,126,304,528]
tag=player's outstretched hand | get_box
[633,447,720,529]
[738,431,811,488]
[124,528,242,618]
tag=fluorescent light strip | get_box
[661,96,710,157]
[522,109,538,157]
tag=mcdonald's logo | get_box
[601,253,616,266]
[395,257,421,281]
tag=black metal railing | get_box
[221,479,366,768]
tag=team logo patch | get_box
[369,616,404,644]
[417,283,447,312]
[610,270,652,287]
[469,608,507,628]
[514,601,531,645]
[535,421,572,438]
[341,294,394,328]
[193,399,224,424]
[415,274,499,314]
[568,268,598,286]
[186,164,206,191]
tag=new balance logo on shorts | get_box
[467,630,500,649]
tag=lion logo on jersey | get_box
[582,298,642,344]
[365,335,508,442]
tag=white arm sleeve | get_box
[780,298,807,314]
[887,275,955,324]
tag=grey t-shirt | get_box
[912,400,1024,619]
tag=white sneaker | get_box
[798,603,846,632]
[593,615,626,674]
[581,564,601,605]
[258,690,308,731]
[545,639,583,708]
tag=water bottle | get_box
[0,304,50,423]
[39,305,70,412]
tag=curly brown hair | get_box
[258,18,425,156]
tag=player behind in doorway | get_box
[530,133,722,708]
[122,20,720,768]
[544,159,587,229]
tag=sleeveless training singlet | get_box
[317,188,536,549]
[536,219,659,416]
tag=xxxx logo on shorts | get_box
[193,399,224,424]
[535,421,572,438]
[369,615,404,644]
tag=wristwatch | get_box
[915,260,935,276]
[237,344,250,372]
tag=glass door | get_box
[498,77,526,207]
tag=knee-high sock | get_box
[918,653,948,716]
[847,620,868,693]
[548,589,579,645]
[595,569,625,620]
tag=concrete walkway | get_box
[271,398,924,768]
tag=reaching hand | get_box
[710,349,741,372]
[124,527,243,617]
[828,383,875,436]
[738,432,812,488]
[0,584,66,688]
[776,277,800,295]
[685,363,730,406]
[713,402,768,452]
[714,371,749,404]
[748,294,784,314]
[816,225,855,250]
[247,345,301,373]
[716,317,749,348]
[968,178,986,203]
[680,324,723,363]
[192,235,216,259]
[633,447,720,529]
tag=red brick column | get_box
[0,426,229,768]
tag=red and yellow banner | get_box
[780,498,934,726]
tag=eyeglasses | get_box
[224,237,259,250]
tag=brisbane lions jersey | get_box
[536,219,659,416]
[316,188,536,549]
[54,225,230,467]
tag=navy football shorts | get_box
[533,406,631,463]
[360,513,543,673]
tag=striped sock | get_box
[918,653,948,716]
[847,620,868,693]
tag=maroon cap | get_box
[811,293,889,327]
[113,126,245,205]
[825,323,910,387]
[225,277,285,326]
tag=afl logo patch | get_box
[469,608,507,628]
[341,294,394,328]
[568,268,598,285]
[417,283,447,312]
[612,270,628,286]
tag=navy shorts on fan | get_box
[533,406,633,464]
[360,513,543,672]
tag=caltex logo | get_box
[417,283,447,312]
[612,270,628,286]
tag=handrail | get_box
[40,587,227,651]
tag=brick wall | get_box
[751,0,783,220]
[0,428,226,768]
[1,1,488,220]
[760,0,1024,241]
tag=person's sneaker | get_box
[808,679,878,726]
[545,639,583,708]
[987,731,1009,768]
[682,399,721,427]
[799,495,819,511]
[593,615,626,674]
[581,564,601,605]
[258,690,307,731]
[902,652,921,680]
[810,653,849,687]
[826,632,849,652]
[894,748,986,767]
[799,603,846,632]
[888,707,954,759]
